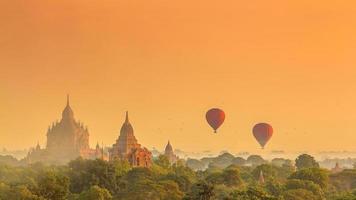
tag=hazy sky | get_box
[1,0,356,153]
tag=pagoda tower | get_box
[258,170,265,184]
[164,140,178,164]
[26,95,95,164]
[110,112,152,167]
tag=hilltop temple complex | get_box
[110,112,152,167]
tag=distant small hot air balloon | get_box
[206,108,225,133]
[253,123,273,149]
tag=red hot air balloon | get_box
[253,123,273,149]
[206,108,225,133]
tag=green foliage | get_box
[295,154,319,170]
[78,185,112,200]
[154,155,171,169]
[0,155,20,166]
[221,168,244,187]
[117,167,183,200]
[163,164,197,192]
[186,159,205,171]
[285,179,323,198]
[271,158,290,167]
[163,165,197,193]
[1,154,356,200]
[36,170,70,200]
[0,183,44,200]
[265,179,284,197]
[252,164,277,182]
[205,167,243,188]
[208,153,235,169]
[232,157,246,166]
[329,169,356,191]
[247,155,266,166]
[68,158,130,194]
[326,189,356,200]
[282,189,320,200]
[184,181,215,200]
[231,186,278,200]
[235,165,254,183]
[289,168,329,189]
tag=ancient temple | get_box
[164,141,178,164]
[258,170,265,184]
[25,96,105,164]
[110,112,152,167]
[331,162,343,173]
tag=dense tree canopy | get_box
[0,154,354,200]
[295,154,320,170]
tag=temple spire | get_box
[259,170,265,184]
[62,94,74,120]
[67,94,70,106]
[125,111,129,124]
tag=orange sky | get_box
[1,0,356,153]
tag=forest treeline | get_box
[0,153,356,200]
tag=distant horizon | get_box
[3,144,356,161]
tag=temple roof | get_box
[165,140,173,153]
[120,111,134,138]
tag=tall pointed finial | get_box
[101,141,104,160]
[67,94,70,106]
[125,111,129,123]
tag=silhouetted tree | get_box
[295,154,319,170]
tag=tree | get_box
[265,179,284,197]
[282,189,319,200]
[0,184,44,200]
[78,185,112,200]
[186,159,205,171]
[154,155,171,169]
[164,164,197,192]
[221,168,243,187]
[247,155,266,166]
[231,186,277,200]
[327,190,356,200]
[36,171,70,200]
[329,169,356,191]
[68,158,130,195]
[184,181,215,200]
[271,158,291,167]
[289,168,329,189]
[279,160,295,179]
[0,155,20,166]
[117,167,183,200]
[158,180,184,200]
[285,179,324,198]
[206,153,235,169]
[232,157,246,166]
[205,171,223,185]
[252,164,277,182]
[295,154,319,170]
